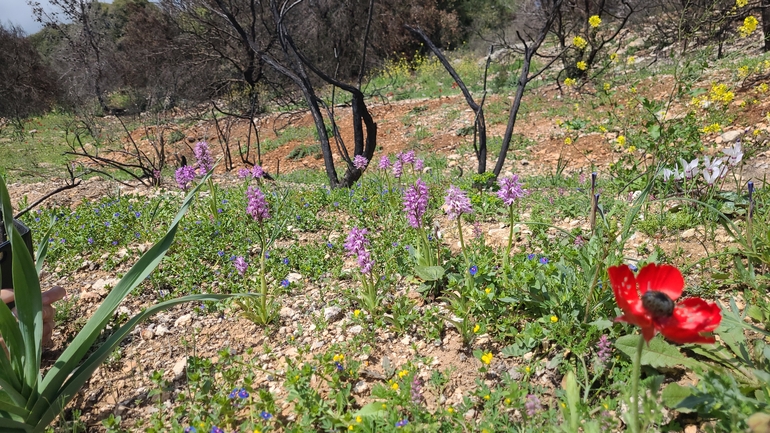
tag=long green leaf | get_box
[33,176,208,421]
[33,217,55,276]
[0,417,31,433]
[0,377,25,408]
[0,300,25,393]
[0,176,42,401]
[34,293,253,432]
[0,398,30,419]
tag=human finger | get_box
[42,304,56,322]
[41,286,66,306]
[0,289,14,305]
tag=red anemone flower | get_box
[608,263,721,344]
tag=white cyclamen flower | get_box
[679,158,699,180]
[722,142,743,167]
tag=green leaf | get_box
[648,124,660,139]
[564,371,579,432]
[661,383,692,410]
[414,265,444,281]
[615,335,705,370]
[31,174,210,423]
[588,319,613,331]
[33,293,252,432]
[353,402,387,418]
[33,217,55,277]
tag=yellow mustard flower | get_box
[702,123,721,134]
[474,323,481,333]
[564,77,576,87]
[627,145,637,153]
[573,36,588,49]
[484,287,491,294]
[564,137,573,145]
[609,52,618,62]
[333,354,345,362]
[589,15,601,28]
[254,430,262,433]
[599,125,607,133]
[481,352,494,365]
[382,404,387,409]
[738,65,750,78]
[550,315,558,323]
[603,83,611,91]
[737,0,748,7]
[627,56,635,65]
[630,86,637,93]
[754,129,761,136]
[756,83,768,93]
[617,135,626,146]
[398,369,409,378]
[739,16,759,37]
[505,398,512,405]
[576,61,588,71]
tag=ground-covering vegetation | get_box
[1,0,770,432]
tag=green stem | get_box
[630,334,644,433]
[457,219,468,267]
[259,226,268,324]
[503,203,514,286]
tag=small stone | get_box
[172,357,187,378]
[311,340,324,350]
[140,328,154,340]
[464,409,476,420]
[155,325,171,336]
[280,307,296,319]
[286,272,303,283]
[681,228,696,239]
[324,306,343,322]
[720,130,741,143]
[174,314,192,328]
[348,325,363,335]
[353,381,368,394]
[520,159,530,166]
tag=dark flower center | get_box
[641,291,675,318]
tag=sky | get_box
[0,0,114,35]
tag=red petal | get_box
[636,263,684,301]
[609,265,651,328]
[656,297,721,344]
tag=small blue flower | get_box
[527,253,535,260]
[87,238,94,245]
[281,279,290,288]
[229,388,238,399]
[134,211,141,218]
[60,238,66,244]
[104,221,110,227]
[260,411,272,420]
[628,263,638,272]
[35,217,40,222]
[218,251,225,257]
[210,427,224,433]
[427,234,433,241]
[539,257,549,265]
[135,232,141,238]
[392,242,399,247]
[112,240,118,246]
[335,362,344,371]
[296,215,301,221]
[283,258,289,265]
[327,242,333,248]
[183,427,197,433]
[469,265,478,276]
[113,212,120,218]
[396,419,409,427]
[333,202,339,207]
[221,199,228,204]
[237,388,249,399]
[265,251,270,259]
[217,208,223,214]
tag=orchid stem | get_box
[630,334,644,433]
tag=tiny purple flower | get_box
[134,211,141,218]
[628,263,638,272]
[260,411,272,420]
[574,235,585,247]
[344,227,370,256]
[524,394,541,417]
[378,155,392,170]
[237,388,249,398]
[282,258,289,265]
[357,250,374,274]
[539,257,549,265]
[403,179,429,228]
[281,279,290,288]
[229,388,239,399]
[444,185,473,220]
[497,174,528,206]
[353,155,369,170]
[194,141,213,175]
[175,165,196,191]
[414,158,424,172]
[234,256,248,275]
[597,335,612,363]
[400,150,415,164]
[335,361,344,371]
[111,240,118,246]
[411,376,424,404]
[392,160,403,179]
[246,186,270,222]
[184,427,196,433]
[210,427,224,433]
[87,237,94,245]
[396,419,409,428]
[527,253,536,260]
[251,165,265,179]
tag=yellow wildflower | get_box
[525,366,531,373]
[447,407,454,414]
[550,315,558,323]
[609,52,618,62]
[737,0,747,6]
[390,382,399,391]
[474,323,480,333]
[354,309,361,317]
[555,119,563,126]
[356,416,363,423]
[576,61,588,71]
[599,125,607,133]
[627,56,635,65]
[630,86,637,93]
[754,129,761,136]
[589,15,601,28]
[484,287,491,294]
[505,398,512,405]
[333,354,345,362]
[702,123,721,134]
[348,426,354,431]
[573,36,588,49]
[564,77,576,87]
[254,430,262,433]
[484,394,491,400]
[627,145,637,153]
[382,404,387,409]
[756,83,768,93]
[709,83,735,105]
[603,82,611,91]
[398,369,409,378]
[738,65,750,78]
[481,352,493,365]
[564,137,573,145]
[739,16,759,37]
[617,135,626,146]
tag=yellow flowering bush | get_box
[702,123,721,134]
[589,15,601,28]
[603,83,611,91]
[739,16,759,37]
[709,83,735,105]
[738,65,750,78]
[576,61,588,71]
[564,77,576,87]
[756,83,769,93]
[617,135,626,146]
[573,36,588,49]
